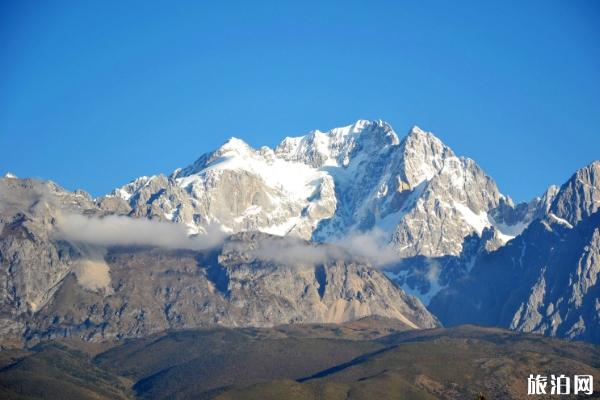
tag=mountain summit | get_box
[109,120,534,256]
[0,176,439,345]
[0,120,598,345]
[100,120,547,304]
[430,161,600,343]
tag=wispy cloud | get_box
[54,213,228,291]
[53,212,403,293]
[333,227,402,267]
[55,213,226,251]
[226,227,402,268]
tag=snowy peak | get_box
[275,119,400,169]
[404,124,443,141]
[541,184,559,209]
[174,137,255,178]
[107,119,540,262]
[97,118,573,308]
[216,137,253,156]
[429,168,600,344]
[398,125,455,187]
[404,125,442,144]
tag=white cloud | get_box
[333,227,401,267]
[55,213,226,251]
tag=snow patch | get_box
[548,213,574,228]
[178,145,325,201]
[453,202,491,235]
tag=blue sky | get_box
[1,0,599,201]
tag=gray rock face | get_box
[109,120,532,257]
[27,234,438,343]
[549,160,600,225]
[490,184,557,228]
[0,178,97,315]
[0,178,99,342]
[5,122,597,346]
[430,161,600,343]
[104,120,540,304]
[382,225,508,305]
[0,177,438,344]
[302,123,509,258]
[107,139,336,238]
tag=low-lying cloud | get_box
[55,213,228,292]
[333,228,403,267]
[233,228,402,268]
[54,212,403,292]
[238,236,350,266]
[55,214,401,267]
[55,213,227,251]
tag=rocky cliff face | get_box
[107,138,336,239]
[26,234,438,343]
[0,178,100,340]
[0,176,438,344]
[2,121,597,346]
[430,161,600,344]
[104,120,543,304]
[108,120,533,257]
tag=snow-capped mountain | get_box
[104,119,542,303]
[1,119,598,345]
[106,136,336,239]
[109,120,535,252]
[430,161,600,343]
[0,176,438,344]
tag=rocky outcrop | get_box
[104,120,540,304]
[109,120,533,257]
[0,178,98,316]
[25,233,438,343]
[430,161,600,343]
[549,160,600,225]
[4,122,597,346]
[0,177,438,344]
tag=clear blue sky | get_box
[1,1,599,201]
